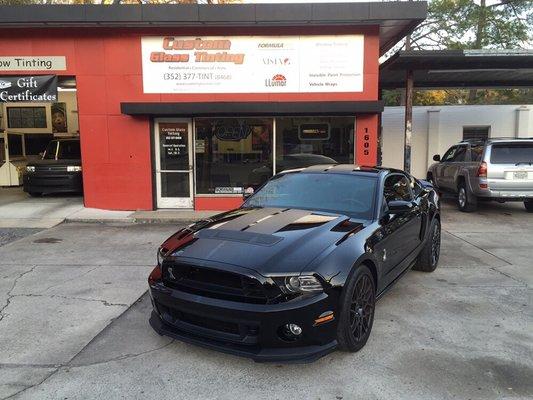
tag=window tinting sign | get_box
[159,122,189,170]
[298,123,330,140]
[0,75,58,102]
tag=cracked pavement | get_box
[1,201,533,400]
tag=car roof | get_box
[459,137,533,145]
[279,164,406,176]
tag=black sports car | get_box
[148,165,441,362]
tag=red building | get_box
[0,3,426,211]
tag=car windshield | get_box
[42,141,58,160]
[57,141,81,159]
[243,172,377,220]
[490,143,533,164]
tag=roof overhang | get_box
[121,101,384,117]
[0,2,427,55]
[380,49,533,89]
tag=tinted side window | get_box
[441,146,457,162]
[470,145,484,162]
[384,174,413,202]
[451,146,467,162]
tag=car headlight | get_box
[67,166,82,172]
[277,275,324,293]
[157,247,166,266]
[26,166,35,173]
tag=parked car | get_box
[148,165,441,362]
[23,138,83,196]
[427,138,533,212]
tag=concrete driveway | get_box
[0,187,83,228]
[0,201,532,400]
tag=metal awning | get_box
[121,101,384,117]
[380,49,533,89]
[0,2,427,55]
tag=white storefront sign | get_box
[141,35,364,94]
[0,56,66,71]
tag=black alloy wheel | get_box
[350,274,374,342]
[413,218,441,272]
[337,265,376,352]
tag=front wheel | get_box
[525,201,533,212]
[336,265,376,353]
[457,182,477,212]
[413,218,441,272]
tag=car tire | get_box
[28,192,42,197]
[336,264,375,353]
[525,201,533,213]
[413,218,441,272]
[457,182,477,212]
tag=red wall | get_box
[0,26,380,211]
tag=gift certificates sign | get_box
[141,35,364,94]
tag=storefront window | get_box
[275,117,354,173]
[195,118,273,194]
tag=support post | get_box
[403,69,413,173]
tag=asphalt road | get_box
[0,200,532,400]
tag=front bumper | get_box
[23,171,82,194]
[149,281,338,363]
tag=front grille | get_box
[35,165,68,172]
[159,304,240,335]
[162,262,271,304]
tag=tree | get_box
[410,0,532,50]
[384,0,533,106]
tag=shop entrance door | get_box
[154,119,194,208]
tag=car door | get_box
[444,145,467,191]
[434,146,457,189]
[379,173,423,285]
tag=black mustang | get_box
[148,165,441,362]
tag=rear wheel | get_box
[457,182,477,212]
[337,265,375,353]
[413,218,441,272]
[525,201,533,212]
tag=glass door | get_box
[154,118,193,208]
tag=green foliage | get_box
[412,0,533,50]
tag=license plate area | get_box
[513,171,528,180]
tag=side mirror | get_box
[433,154,441,162]
[387,200,413,214]
[243,187,254,200]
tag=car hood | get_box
[160,207,365,276]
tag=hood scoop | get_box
[196,228,283,247]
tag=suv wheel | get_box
[457,182,477,212]
[525,201,533,213]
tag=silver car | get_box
[427,138,533,212]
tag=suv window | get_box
[470,145,484,162]
[384,174,412,202]
[490,143,533,164]
[441,146,457,162]
[451,145,467,162]
[57,141,81,159]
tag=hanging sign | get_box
[0,75,58,102]
[0,57,66,71]
[141,35,364,94]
